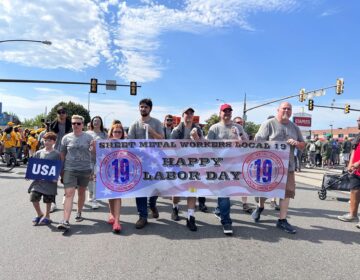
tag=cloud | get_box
[0,0,298,83]
[0,0,109,71]
[320,9,339,17]
[34,87,64,94]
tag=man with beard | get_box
[170,107,203,231]
[128,98,164,229]
[207,104,247,235]
[252,102,305,234]
[338,116,360,229]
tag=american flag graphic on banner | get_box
[95,139,289,200]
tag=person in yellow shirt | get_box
[27,131,39,157]
[0,126,19,166]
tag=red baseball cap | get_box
[220,104,232,111]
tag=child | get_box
[29,132,61,225]
[27,130,39,157]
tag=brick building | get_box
[312,126,359,141]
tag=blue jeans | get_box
[218,197,232,225]
[136,196,158,218]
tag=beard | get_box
[140,111,149,117]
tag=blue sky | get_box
[0,0,359,130]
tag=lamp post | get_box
[104,112,115,128]
[0,39,52,45]
[329,124,333,136]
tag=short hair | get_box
[43,132,57,141]
[139,98,153,109]
[71,115,84,122]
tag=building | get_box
[312,127,358,141]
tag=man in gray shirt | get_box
[252,102,305,234]
[128,98,164,229]
[207,104,247,235]
[170,107,203,231]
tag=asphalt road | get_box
[0,166,359,280]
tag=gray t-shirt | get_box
[171,123,203,140]
[54,122,66,151]
[61,132,93,171]
[255,118,304,172]
[86,130,108,163]
[127,117,164,139]
[207,122,248,140]
[29,149,61,195]
[164,127,172,139]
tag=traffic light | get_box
[130,81,137,96]
[336,78,344,95]
[345,104,350,114]
[308,99,314,111]
[299,88,305,102]
[90,78,98,93]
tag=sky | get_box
[0,0,359,130]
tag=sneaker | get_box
[135,217,148,229]
[213,208,221,220]
[276,219,296,234]
[223,224,233,235]
[337,213,359,222]
[356,223,360,229]
[186,216,197,231]
[57,220,70,230]
[270,201,280,211]
[50,203,57,213]
[254,197,259,203]
[242,203,253,214]
[171,207,180,221]
[75,212,84,222]
[92,200,99,209]
[150,206,159,219]
[198,203,208,213]
[251,207,264,222]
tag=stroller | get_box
[318,171,351,200]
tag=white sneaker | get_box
[92,200,99,209]
[50,203,57,213]
[62,195,66,205]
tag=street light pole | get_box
[0,39,52,45]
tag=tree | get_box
[3,111,21,124]
[203,114,220,135]
[22,113,47,128]
[244,121,261,139]
[47,101,91,124]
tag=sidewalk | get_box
[295,166,343,187]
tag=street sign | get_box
[293,116,312,127]
[106,80,117,91]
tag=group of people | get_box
[14,99,360,235]
[0,122,46,166]
[295,136,353,171]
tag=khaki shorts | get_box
[285,171,296,199]
[63,170,91,189]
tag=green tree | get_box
[22,113,47,129]
[244,121,261,139]
[47,101,91,124]
[203,114,220,135]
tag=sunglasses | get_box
[57,110,66,114]
[113,130,123,134]
[166,119,173,122]
[72,122,83,126]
